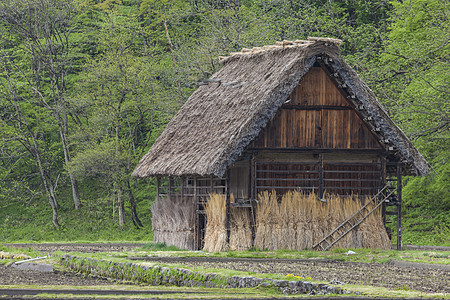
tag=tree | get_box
[0,58,62,227]
[367,0,449,158]
[69,9,170,228]
[0,0,83,213]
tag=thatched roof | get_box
[133,37,430,178]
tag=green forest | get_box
[0,0,448,245]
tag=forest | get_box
[0,0,448,245]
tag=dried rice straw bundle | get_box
[203,193,229,252]
[254,191,278,250]
[281,191,299,249]
[359,196,391,249]
[229,207,252,251]
[151,195,195,250]
[311,193,328,247]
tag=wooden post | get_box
[396,163,402,250]
[318,153,324,198]
[226,170,231,244]
[180,176,184,198]
[193,176,198,204]
[156,176,161,202]
[381,157,387,226]
[210,176,214,194]
[252,155,257,199]
[249,155,256,244]
[168,176,172,196]
[193,175,199,250]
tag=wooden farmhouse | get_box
[133,37,430,251]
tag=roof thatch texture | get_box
[133,37,430,178]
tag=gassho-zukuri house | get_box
[132,37,430,252]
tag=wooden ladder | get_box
[313,185,396,251]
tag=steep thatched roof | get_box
[133,37,430,178]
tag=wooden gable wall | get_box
[250,67,383,150]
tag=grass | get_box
[140,242,183,251]
[0,178,155,243]
[3,240,448,266]
[124,247,450,265]
[343,283,449,299]
[0,284,278,299]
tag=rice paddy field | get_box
[1,243,449,299]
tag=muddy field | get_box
[2,243,449,295]
[0,264,113,286]
[143,256,449,294]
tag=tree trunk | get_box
[58,115,81,209]
[32,136,60,228]
[118,186,125,227]
[127,180,143,228]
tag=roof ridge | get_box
[219,37,342,63]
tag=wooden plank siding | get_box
[247,66,384,197]
[250,67,382,150]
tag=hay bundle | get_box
[151,195,195,250]
[230,207,252,251]
[359,198,391,249]
[280,191,298,249]
[297,192,317,249]
[202,190,390,252]
[322,194,357,249]
[316,195,390,250]
[254,191,281,250]
[203,194,229,252]
[254,190,391,251]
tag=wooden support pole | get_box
[168,176,172,196]
[226,170,231,244]
[180,176,184,199]
[396,163,402,251]
[248,159,252,201]
[210,176,214,194]
[252,155,257,199]
[156,176,161,201]
[381,157,387,226]
[319,154,324,199]
[249,155,256,244]
[193,175,199,250]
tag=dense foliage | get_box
[0,0,448,245]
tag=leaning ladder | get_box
[313,185,396,251]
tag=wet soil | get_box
[145,256,449,294]
[1,243,144,287]
[2,243,449,295]
[0,264,113,286]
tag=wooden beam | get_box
[180,176,184,198]
[210,176,214,194]
[319,153,324,199]
[193,175,199,250]
[381,156,387,227]
[226,170,231,244]
[156,176,161,201]
[250,154,256,245]
[247,148,385,154]
[396,163,403,251]
[281,105,352,110]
